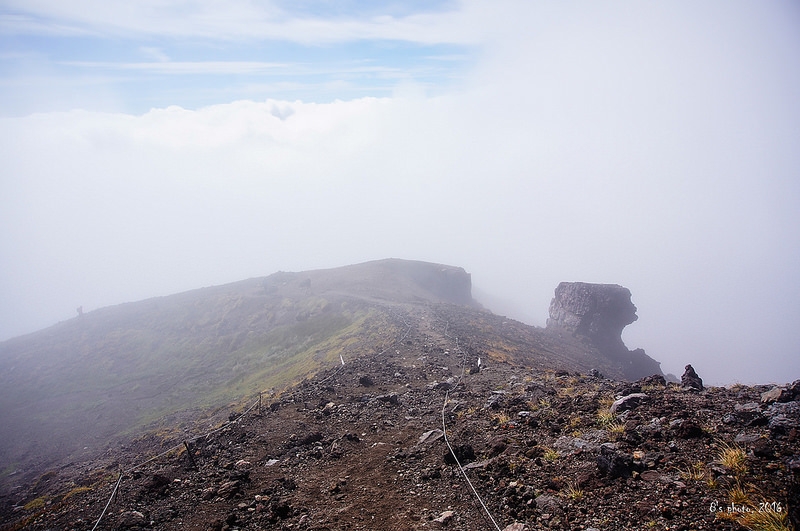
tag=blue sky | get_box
[0,0,473,113]
[1,1,799,385]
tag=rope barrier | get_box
[87,392,263,529]
[89,308,497,530]
[440,318,504,531]
[89,471,123,531]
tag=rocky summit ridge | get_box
[0,259,797,531]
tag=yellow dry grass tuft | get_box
[679,462,706,482]
[562,483,584,501]
[596,409,616,428]
[718,443,748,476]
[728,483,752,506]
[738,506,793,531]
[542,447,559,462]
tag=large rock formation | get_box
[546,282,661,380]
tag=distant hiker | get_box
[76,306,83,317]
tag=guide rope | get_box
[441,321,504,531]
[89,471,123,531]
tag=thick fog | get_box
[1,1,798,385]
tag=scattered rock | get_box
[597,443,637,478]
[761,386,792,404]
[674,420,704,439]
[610,393,650,414]
[419,429,444,445]
[6,307,798,531]
[117,510,147,528]
[434,510,455,524]
[443,444,475,465]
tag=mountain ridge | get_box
[0,258,673,525]
[2,299,798,530]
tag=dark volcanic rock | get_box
[444,444,476,465]
[680,365,703,391]
[597,443,637,478]
[547,282,638,349]
[546,282,662,380]
[610,393,649,414]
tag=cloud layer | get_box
[1,1,799,385]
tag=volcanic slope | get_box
[0,259,648,498]
[4,303,800,530]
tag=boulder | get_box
[535,494,562,512]
[217,480,240,499]
[434,510,455,524]
[418,429,444,445]
[610,393,650,414]
[789,380,800,400]
[761,386,793,404]
[638,374,667,387]
[680,365,703,391]
[596,443,637,478]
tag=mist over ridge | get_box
[1,1,799,387]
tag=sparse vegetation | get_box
[738,507,793,531]
[23,496,48,511]
[542,447,559,462]
[596,409,616,428]
[493,412,511,425]
[1,262,797,531]
[563,483,584,501]
[728,483,752,506]
[680,462,707,482]
[718,443,748,476]
[62,486,92,500]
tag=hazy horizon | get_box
[1,1,799,386]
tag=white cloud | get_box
[139,47,170,62]
[1,1,799,386]
[63,60,288,74]
[0,0,482,44]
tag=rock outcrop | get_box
[681,364,704,391]
[546,282,661,380]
